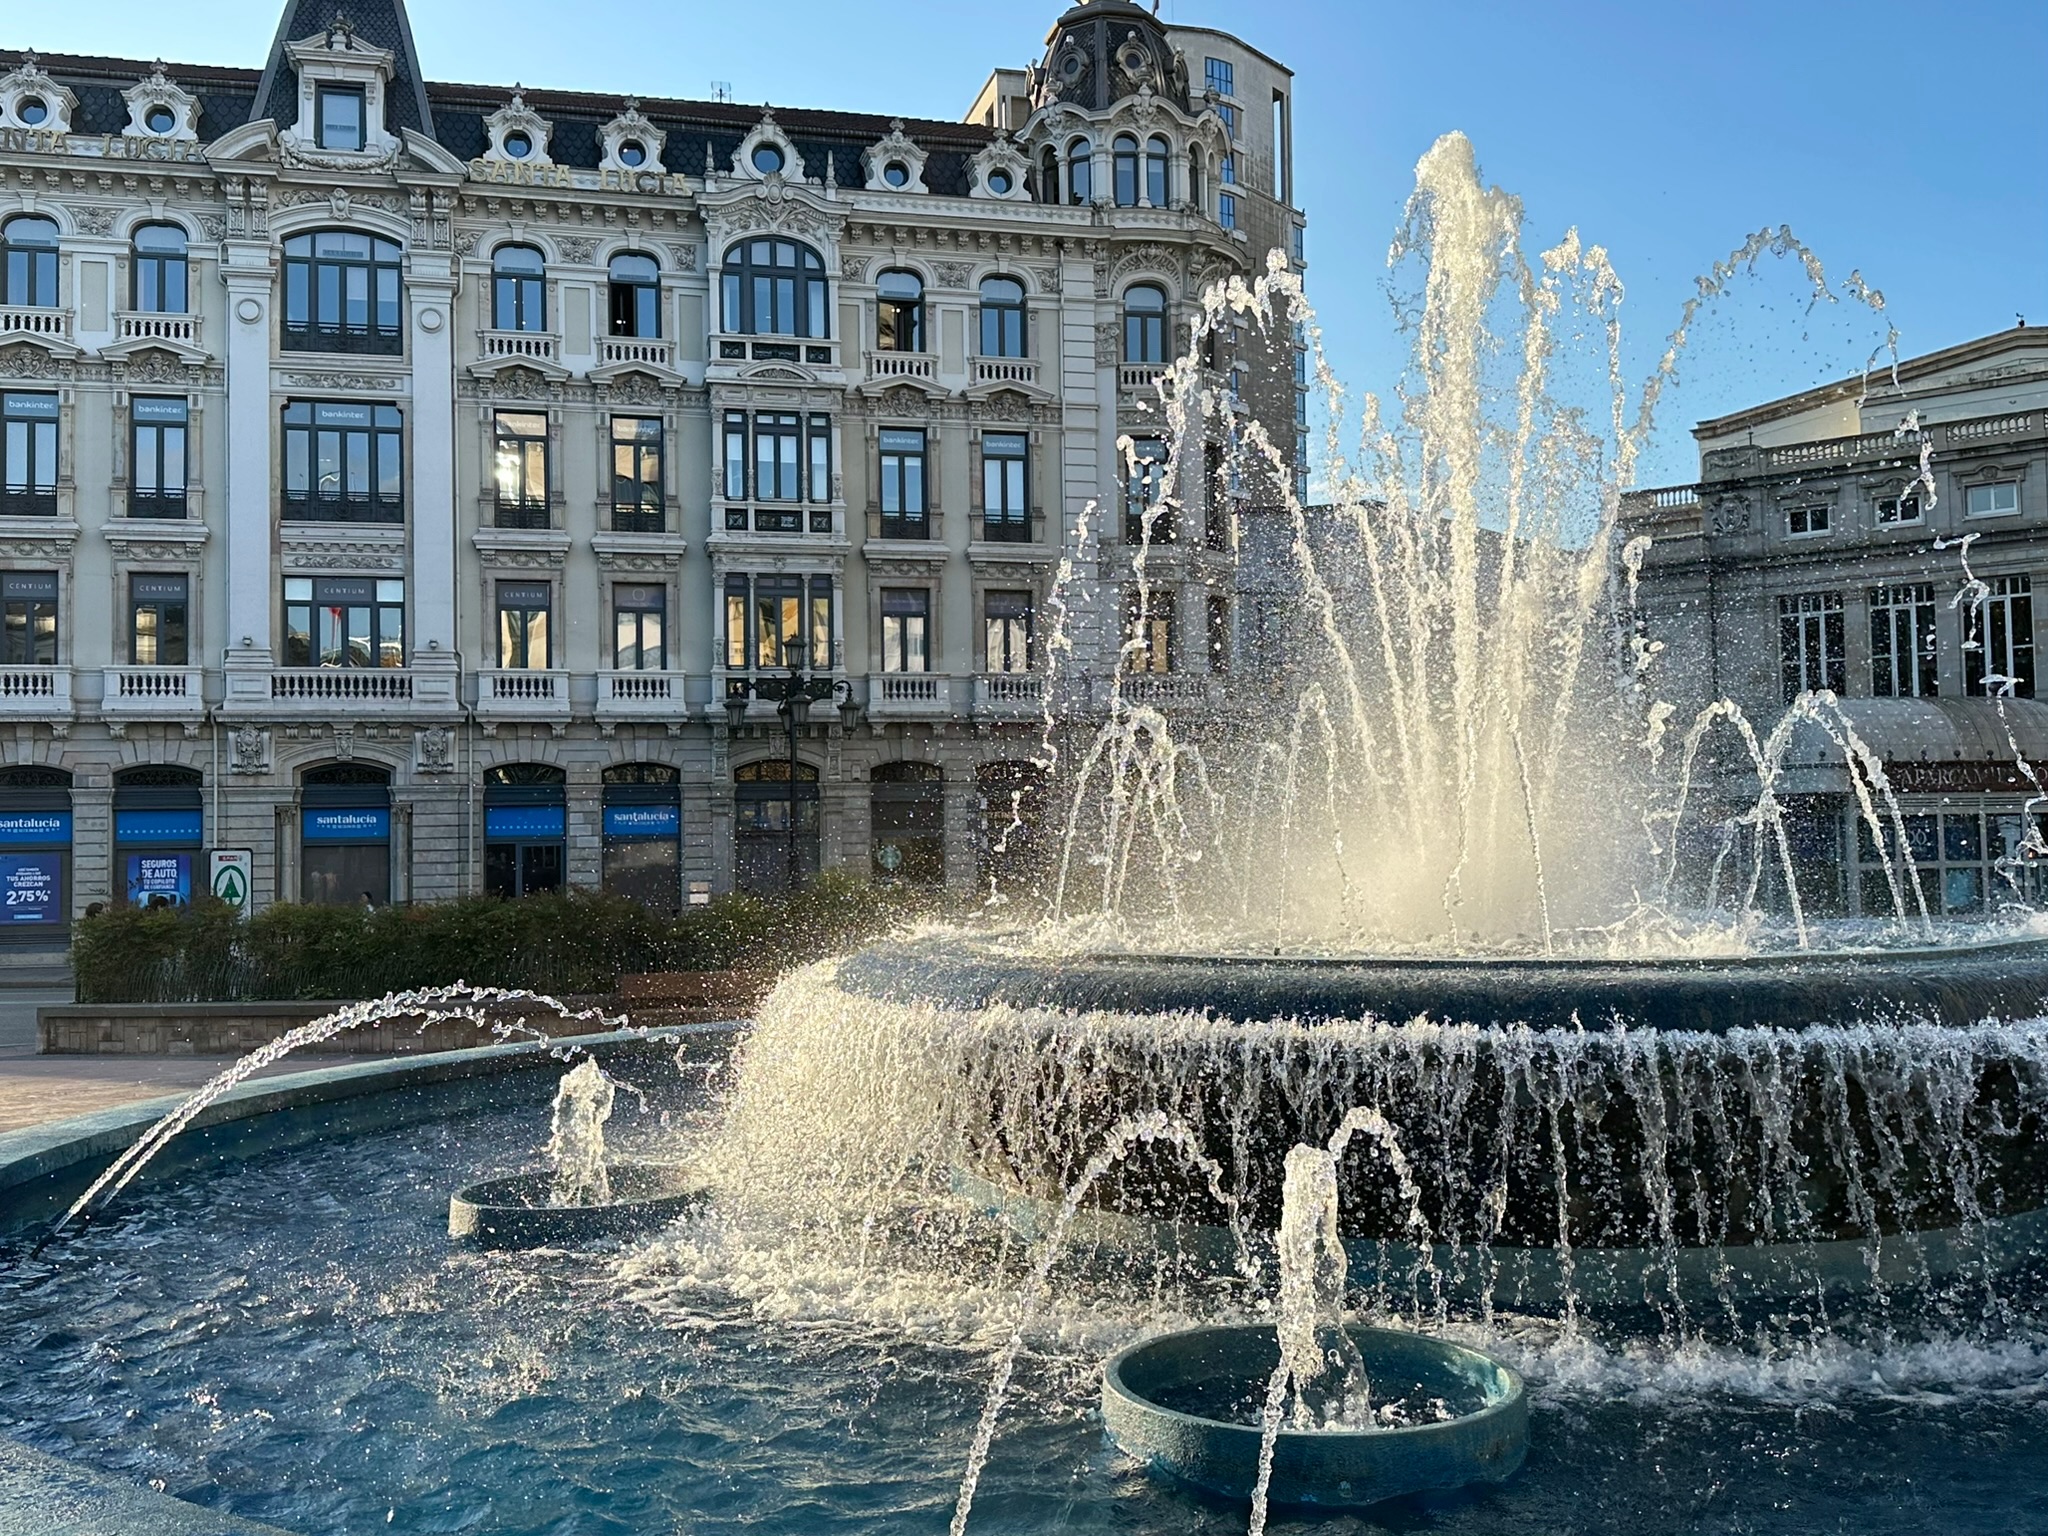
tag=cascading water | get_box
[546,1058,617,1208]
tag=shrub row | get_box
[71,872,930,1004]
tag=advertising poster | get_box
[126,852,193,907]
[0,855,62,924]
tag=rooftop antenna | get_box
[710,81,733,103]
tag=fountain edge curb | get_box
[0,1020,749,1536]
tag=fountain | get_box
[3,133,2047,1534]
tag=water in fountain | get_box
[1029,130,1933,957]
[545,1058,616,1207]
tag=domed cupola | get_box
[1030,0,1191,114]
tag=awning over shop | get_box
[1780,697,2048,795]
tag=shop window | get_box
[483,764,566,901]
[734,759,819,894]
[114,766,202,909]
[871,761,944,887]
[301,763,392,907]
[0,765,72,940]
[602,762,681,913]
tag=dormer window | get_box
[317,85,366,151]
[618,140,647,168]
[502,130,533,159]
[17,97,47,126]
[752,143,785,176]
[144,104,177,134]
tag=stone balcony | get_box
[0,666,72,719]
[101,666,205,722]
[477,328,560,365]
[595,669,690,723]
[0,305,69,345]
[866,672,953,720]
[112,311,200,349]
[866,350,935,382]
[599,336,673,369]
[1098,673,1219,712]
[972,356,1041,389]
[1119,362,1168,393]
[268,666,417,714]
[973,672,1047,720]
[475,667,571,723]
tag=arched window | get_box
[491,244,546,333]
[876,269,924,353]
[1146,137,1171,207]
[1,215,59,308]
[1066,137,1093,205]
[721,238,829,338]
[608,251,661,338]
[131,224,188,314]
[1038,147,1059,205]
[1189,148,1206,216]
[1113,135,1140,207]
[1124,283,1168,364]
[979,276,1026,359]
[282,231,403,354]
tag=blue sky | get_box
[20,0,2046,483]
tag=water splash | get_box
[546,1059,617,1208]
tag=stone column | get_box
[219,241,277,711]
[405,249,461,712]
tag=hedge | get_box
[71,872,932,1004]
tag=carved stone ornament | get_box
[598,99,667,175]
[280,539,405,572]
[0,344,73,380]
[1112,242,1182,285]
[331,726,357,761]
[932,261,972,288]
[70,206,119,238]
[229,725,271,775]
[482,89,555,167]
[556,235,599,265]
[881,384,931,418]
[600,371,667,406]
[840,253,870,282]
[415,725,454,774]
[1096,321,1122,367]
[0,54,79,135]
[665,242,699,272]
[731,110,806,184]
[492,366,556,402]
[968,135,1034,203]
[860,120,930,196]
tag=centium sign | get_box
[209,850,253,913]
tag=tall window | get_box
[315,85,366,151]
[610,416,663,532]
[985,590,1033,673]
[608,252,661,338]
[1125,438,1173,544]
[0,572,57,665]
[1870,583,1938,699]
[1125,588,1175,674]
[1966,574,2035,698]
[1066,138,1093,205]
[613,583,665,671]
[1189,149,1206,215]
[496,581,552,670]
[725,573,833,675]
[1207,594,1232,675]
[129,574,188,667]
[0,216,59,307]
[876,269,924,352]
[979,276,1026,358]
[1113,135,1141,207]
[807,414,833,513]
[1205,57,1235,98]
[491,244,546,332]
[879,429,928,538]
[1219,193,1238,231]
[282,401,403,523]
[493,411,550,527]
[754,413,801,502]
[282,232,403,354]
[1145,136,1170,206]
[721,238,828,338]
[131,224,188,313]
[283,577,405,668]
[1779,591,1845,702]
[982,432,1029,540]
[723,412,748,503]
[880,588,931,673]
[129,397,189,518]
[1038,147,1059,205]
[1,391,59,516]
[1124,284,1167,364]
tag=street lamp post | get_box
[721,642,863,894]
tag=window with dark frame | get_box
[612,583,666,671]
[1205,57,1235,98]
[132,224,189,314]
[724,572,834,678]
[1113,135,1140,207]
[1876,489,1924,525]
[1067,138,1093,204]
[282,401,402,524]
[0,216,58,308]
[807,414,833,530]
[879,428,929,538]
[1145,136,1170,206]
[0,571,57,666]
[315,85,367,151]
[492,410,550,527]
[720,238,829,338]
[979,276,1026,358]
[496,581,552,671]
[1870,582,1938,698]
[1125,587,1175,675]
[610,416,663,532]
[128,573,188,667]
[1,391,59,516]
[1125,437,1173,544]
[1207,594,1232,675]
[283,577,404,669]
[981,432,1029,540]
[1966,574,2035,698]
[1124,284,1167,364]
[282,231,403,354]
[129,397,189,518]
[754,413,801,502]
[1787,503,1830,537]
[608,252,661,338]
[492,244,547,332]
[1779,591,1846,702]
[876,269,924,352]
[984,589,1033,674]
[880,588,931,674]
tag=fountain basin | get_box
[1103,1323,1527,1508]
[448,1162,703,1248]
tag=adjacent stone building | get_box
[1624,325,2048,919]
[0,0,1308,948]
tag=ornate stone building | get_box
[0,0,1306,944]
